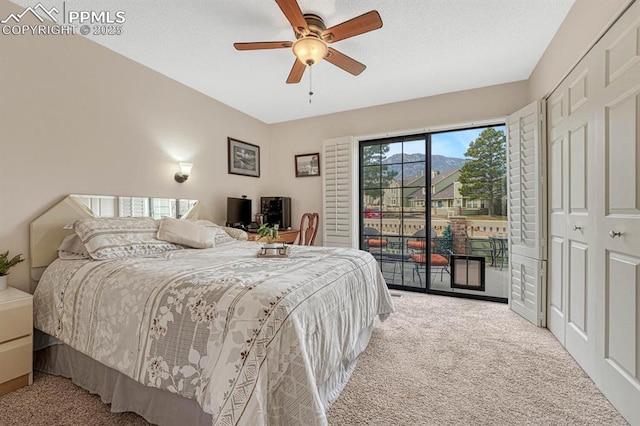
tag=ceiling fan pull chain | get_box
[308,66,314,103]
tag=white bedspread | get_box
[34,241,394,425]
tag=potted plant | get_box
[0,251,24,291]
[257,224,281,255]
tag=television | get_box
[226,197,252,228]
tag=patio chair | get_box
[408,228,453,286]
[363,227,405,281]
[362,227,388,251]
[465,228,495,264]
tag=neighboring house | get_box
[381,178,401,207]
[429,169,460,211]
[403,174,427,208]
[400,169,489,215]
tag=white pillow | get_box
[157,217,216,249]
[73,217,183,260]
[220,226,248,241]
[187,220,236,244]
[57,234,90,259]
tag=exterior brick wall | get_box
[449,216,467,254]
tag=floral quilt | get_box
[34,241,394,425]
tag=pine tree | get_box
[435,224,453,253]
[458,127,506,216]
[362,144,398,204]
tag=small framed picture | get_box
[228,137,260,178]
[295,153,321,177]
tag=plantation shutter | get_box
[509,253,546,326]
[322,136,358,248]
[507,101,547,327]
[507,101,546,260]
[119,196,149,217]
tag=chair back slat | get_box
[297,213,319,246]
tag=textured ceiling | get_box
[12,0,575,123]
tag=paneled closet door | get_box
[547,90,567,344]
[593,3,640,423]
[546,48,598,376]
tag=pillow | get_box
[57,234,91,260]
[157,217,216,249]
[220,226,248,241]
[187,220,236,244]
[73,217,183,260]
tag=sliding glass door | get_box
[360,136,429,291]
[360,125,508,302]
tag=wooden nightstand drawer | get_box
[0,299,32,343]
[0,336,32,384]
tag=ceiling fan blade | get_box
[286,59,306,84]
[234,41,293,50]
[324,47,366,76]
[275,0,309,34]
[321,11,382,43]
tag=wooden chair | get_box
[296,213,319,246]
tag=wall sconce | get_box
[174,162,193,183]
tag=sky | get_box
[386,125,506,159]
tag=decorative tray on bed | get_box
[257,245,290,258]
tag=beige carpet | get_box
[0,291,628,425]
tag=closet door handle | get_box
[609,230,622,238]
[573,225,582,231]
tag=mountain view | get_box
[382,154,467,181]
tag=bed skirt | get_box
[34,322,375,425]
[35,344,213,426]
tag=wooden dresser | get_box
[0,287,33,396]
[247,229,299,244]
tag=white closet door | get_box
[546,50,597,376]
[593,2,640,423]
[322,136,358,248]
[506,101,547,326]
[547,89,567,345]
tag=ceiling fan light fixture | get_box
[292,36,328,66]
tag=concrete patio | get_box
[375,253,509,300]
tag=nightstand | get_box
[0,287,33,396]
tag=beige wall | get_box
[0,1,269,291]
[528,0,632,99]
[267,81,530,244]
[1,0,630,292]
[268,0,634,246]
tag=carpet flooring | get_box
[0,291,628,425]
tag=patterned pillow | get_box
[220,226,248,241]
[73,217,183,260]
[157,217,216,249]
[188,220,236,244]
[57,234,91,259]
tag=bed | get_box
[30,196,394,426]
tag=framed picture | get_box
[228,137,260,177]
[295,153,321,177]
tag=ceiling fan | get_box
[233,0,383,84]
